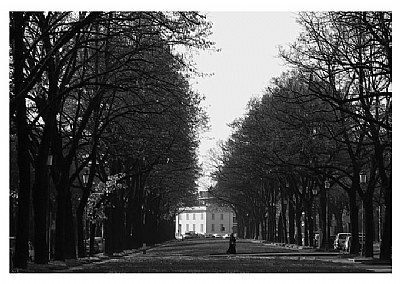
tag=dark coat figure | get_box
[227,233,236,254]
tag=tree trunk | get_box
[76,207,86,258]
[380,182,391,260]
[278,214,283,242]
[113,192,125,253]
[32,117,56,264]
[129,179,144,248]
[304,202,309,246]
[11,12,31,270]
[319,186,328,250]
[54,186,66,260]
[307,201,314,247]
[104,205,113,256]
[64,190,76,259]
[89,222,96,256]
[295,203,302,246]
[238,217,244,239]
[267,207,274,241]
[76,175,94,258]
[375,143,391,260]
[261,216,267,240]
[364,191,374,257]
[125,198,135,249]
[54,175,76,260]
[282,203,288,243]
[348,187,360,254]
[288,197,295,244]
[255,216,260,240]
[32,170,49,264]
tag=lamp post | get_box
[325,179,330,249]
[82,168,89,253]
[82,168,89,185]
[246,213,249,239]
[301,211,305,246]
[312,187,318,247]
[359,171,366,256]
[47,154,53,260]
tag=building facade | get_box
[175,204,236,238]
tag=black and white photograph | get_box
[7,0,394,279]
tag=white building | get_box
[175,204,236,238]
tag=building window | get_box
[211,224,215,232]
[186,224,189,232]
[186,213,189,220]
[212,213,215,220]
[201,213,204,220]
[200,224,204,232]
[192,224,196,231]
[220,224,225,231]
[220,213,224,220]
[193,213,196,220]
[179,214,182,220]
[233,216,237,223]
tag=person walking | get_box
[227,233,236,254]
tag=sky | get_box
[192,12,302,188]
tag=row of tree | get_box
[210,12,391,259]
[10,12,214,268]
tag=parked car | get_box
[183,232,193,239]
[343,235,352,252]
[183,231,198,239]
[343,234,366,253]
[85,237,104,254]
[222,234,230,239]
[333,233,351,250]
[212,233,222,238]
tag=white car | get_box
[333,233,351,250]
[222,234,230,239]
[344,234,366,252]
[183,232,195,239]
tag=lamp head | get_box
[360,172,367,184]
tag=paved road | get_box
[16,239,392,273]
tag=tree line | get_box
[210,12,391,259]
[10,11,214,268]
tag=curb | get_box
[11,246,155,272]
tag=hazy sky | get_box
[192,12,302,186]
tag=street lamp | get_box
[324,180,330,190]
[47,154,53,260]
[325,179,330,249]
[359,172,366,256]
[312,188,318,196]
[47,154,53,166]
[82,168,89,185]
[312,187,318,247]
[82,167,89,253]
[359,172,367,184]
[246,213,249,239]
